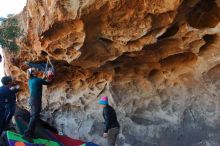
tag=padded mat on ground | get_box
[51,133,84,146]
[80,142,100,146]
[15,116,85,146]
[6,131,59,146]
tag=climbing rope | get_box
[44,56,54,72]
[44,56,55,80]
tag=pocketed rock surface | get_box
[3,0,220,145]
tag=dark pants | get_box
[26,62,54,72]
[24,103,41,138]
[26,62,47,72]
[4,103,16,128]
[0,103,16,135]
[107,128,120,146]
[0,105,6,135]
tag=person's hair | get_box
[1,76,12,85]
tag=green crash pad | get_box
[6,131,60,146]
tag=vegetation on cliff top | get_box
[0,15,22,53]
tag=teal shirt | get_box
[28,77,50,104]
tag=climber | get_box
[98,96,120,146]
[23,68,53,142]
[24,56,55,81]
[0,76,20,135]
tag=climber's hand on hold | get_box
[103,133,108,138]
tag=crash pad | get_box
[51,133,84,146]
[14,110,99,146]
[15,116,85,146]
[80,142,100,146]
[6,131,59,146]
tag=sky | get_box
[0,0,27,17]
[0,0,27,85]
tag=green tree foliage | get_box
[0,16,22,53]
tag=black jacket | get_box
[0,85,18,103]
[103,105,120,133]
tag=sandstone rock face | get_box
[4,0,220,145]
